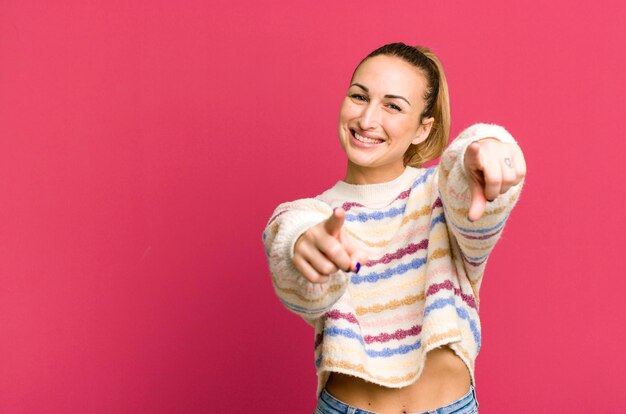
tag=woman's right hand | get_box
[293,207,367,284]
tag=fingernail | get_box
[355,262,361,273]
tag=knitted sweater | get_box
[262,123,524,397]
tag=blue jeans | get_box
[314,385,479,414]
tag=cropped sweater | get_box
[262,123,524,397]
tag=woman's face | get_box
[338,55,433,183]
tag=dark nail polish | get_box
[355,262,361,273]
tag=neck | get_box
[344,161,406,185]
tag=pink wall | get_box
[1,1,625,412]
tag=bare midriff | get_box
[324,345,471,413]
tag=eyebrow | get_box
[350,83,412,106]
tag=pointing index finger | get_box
[324,207,345,237]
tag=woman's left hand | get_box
[464,138,526,222]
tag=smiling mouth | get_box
[351,129,385,144]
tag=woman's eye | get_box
[350,94,367,102]
[387,103,402,111]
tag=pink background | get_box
[1,1,625,412]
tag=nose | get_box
[358,102,381,130]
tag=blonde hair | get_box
[357,43,451,167]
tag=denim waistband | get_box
[316,384,478,414]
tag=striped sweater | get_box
[262,123,524,397]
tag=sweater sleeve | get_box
[262,198,351,321]
[437,123,525,296]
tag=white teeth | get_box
[354,132,383,144]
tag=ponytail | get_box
[405,45,450,167]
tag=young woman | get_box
[263,43,526,414]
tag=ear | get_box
[411,117,434,145]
